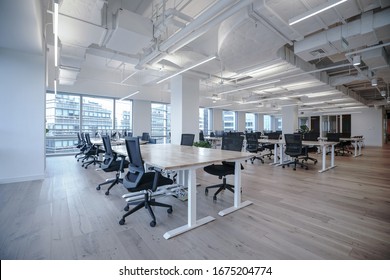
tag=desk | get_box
[113,144,253,239]
[258,139,338,173]
[340,137,364,157]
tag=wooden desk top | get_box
[114,144,252,170]
[259,139,338,147]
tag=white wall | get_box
[212,109,223,131]
[237,112,246,132]
[0,48,45,183]
[351,108,383,146]
[132,100,151,137]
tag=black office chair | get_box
[180,133,195,146]
[119,137,174,227]
[203,135,244,201]
[141,132,150,142]
[245,132,264,164]
[301,132,319,164]
[326,133,342,156]
[96,135,129,195]
[199,130,205,141]
[148,138,157,144]
[75,132,87,159]
[81,133,103,169]
[260,132,280,161]
[282,134,309,170]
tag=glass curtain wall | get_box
[223,110,236,132]
[46,92,133,155]
[199,108,212,135]
[245,113,256,132]
[151,103,171,143]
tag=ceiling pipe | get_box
[137,0,249,68]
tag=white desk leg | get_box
[164,169,215,239]
[318,144,336,173]
[219,161,252,216]
[273,143,278,165]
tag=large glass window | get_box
[82,96,113,135]
[151,103,170,143]
[223,110,236,132]
[115,99,132,134]
[245,113,256,132]
[46,93,80,154]
[199,108,212,135]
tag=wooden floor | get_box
[1,145,390,260]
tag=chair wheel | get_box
[124,205,129,211]
[314,160,317,164]
[105,191,109,195]
[213,196,217,201]
[305,167,309,170]
[282,165,285,168]
[205,189,208,195]
[150,221,156,227]
[96,186,101,190]
[167,208,173,214]
[119,219,125,225]
[85,166,88,169]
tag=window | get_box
[82,96,113,135]
[245,113,256,132]
[115,99,132,134]
[46,93,80,154]
[151,103,170,143]
[223,110,236,132]
[199,108,212,135]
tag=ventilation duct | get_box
[104,9,153,55]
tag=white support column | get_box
[170,75,200,144]
[257,113,264,132]
[213,108,223,131]
[237,111,246,132]
[281,105,298,134]
[132,100,151,137]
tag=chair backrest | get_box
[326,133,340,142]
[101,135,116,167]
[123,137,146,190]
[85,133,92,145]
[199,130,205,141]
[180,133,195,146]
[284,134,303,156]
[210,132,215,137]
[245,133,258,152]
[149,138,157,144]
[221,134,244,152]
[303,132,320,141]
[267,132,281,140]
[141,132,150,141]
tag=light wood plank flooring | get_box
[1,145,389,259]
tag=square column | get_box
[170,75,200,144]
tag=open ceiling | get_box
[3,0,390,115]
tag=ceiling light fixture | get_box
[371,78,378,86]
[352,55,361,66]
[156,55,217,84]
[288,0,348,26]
[121,71,138,84]
[119,90,140,101]
[54,79,57,95]
[217,79,280,95]
[207,103,233,109]
[53,0,59,67]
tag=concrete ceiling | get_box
[3,0,390,115]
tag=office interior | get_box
[0,0,389,260]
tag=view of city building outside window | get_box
[223,110,236,132]
[115,99,132,136]
[46,93,133,155]
[46,93,81,154]
[81,96,113,136]
[264,115,282,132]
[199,108,212,135]
[151,103,171,143]
[245,113,256,132]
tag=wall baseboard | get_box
[0,174,45,184]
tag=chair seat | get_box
[203,164,235,177]
[101,159,128,172]
[126,172,173,192]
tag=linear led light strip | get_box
[289,0,348,26]
[217,79,280,95]
[156,56,216,84]
[53,1,59,67]
[119,90,140,101]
